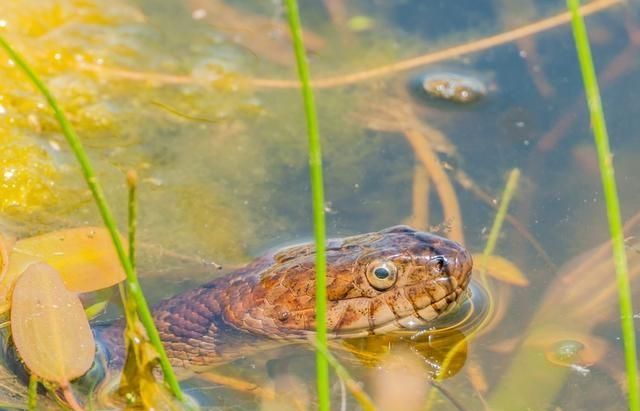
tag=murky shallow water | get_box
[1,0,640,409]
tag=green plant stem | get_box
[27,375,37,411]
[567,1,640,410]
[282,2,330,410]
[482,169,520,259]
[127,170,138,269]
[0,36,185,401]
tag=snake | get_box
[96,225,473,372]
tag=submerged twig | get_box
[430,381,467,411]
[357,98,463,243]
[77,0,621,90]
[150,101,220,124]
[250,0,621,88]
[403,129,464,244]
[197,372,275,401]
[407,164,430,231]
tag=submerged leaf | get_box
[473,254,529,286]
[0,232,14,279]
[10,227,126,292]
[11,262,95,384]
[527,329,607,367]
[0,233,15,312]
[0,250,44,313]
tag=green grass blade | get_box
[481,169,520,259]
[566,1,640,410]
[282,2,330,410]
[0,36,185,402]
[127,170,139,269]
[27,376,37,411]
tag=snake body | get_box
[98,226,473,371]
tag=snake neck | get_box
[95,277,281,372]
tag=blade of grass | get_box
[0,36,185,402]
[27,375,37,411]
[127,170,138,270]
[282,2,330,410]
[566,1,640,410]
[481,169,520,260]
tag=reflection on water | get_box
[1,0,639,409]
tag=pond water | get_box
[1,0,639,410]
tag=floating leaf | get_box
[10,227,126,292]
[526,329,607,367]
[0,247,35,314]
[0,231,16,278]
[11,262,95,384]
[473,254,529,286]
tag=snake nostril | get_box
[277,311,290,322]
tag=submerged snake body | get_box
[99,226,473,371]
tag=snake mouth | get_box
[328,279,470,339]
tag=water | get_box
[1,0,639,409]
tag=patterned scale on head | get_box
[217,225,473,338]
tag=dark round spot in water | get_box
[409,70,489,107]
[553,340,585,361]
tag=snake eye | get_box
[366,261,398,291]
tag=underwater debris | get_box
[409,69,491,106]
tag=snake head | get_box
[251,225,473,339]
[326,225,473,336]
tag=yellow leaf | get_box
[0,232,13,286]
[473,254,529,286]
[10,227,126,292]
[11,262,95,384]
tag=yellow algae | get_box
[0,0,405,267]
[0,142,58,215]
[2,0,144,37]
